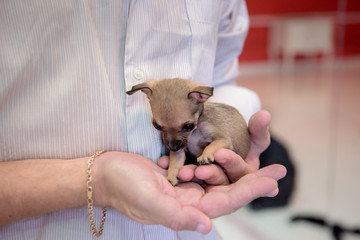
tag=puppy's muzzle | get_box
[168,140,186,152]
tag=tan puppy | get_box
[127,78,250,185]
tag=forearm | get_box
[0,157,90,226]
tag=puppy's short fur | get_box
[127,78,250,185]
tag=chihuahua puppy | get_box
[127,78,251,185]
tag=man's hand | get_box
[94,147,285,235]
[0,109,283,233]
[93,152,213,234]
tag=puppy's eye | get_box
[153,122,162,130]
[182,123,195,131]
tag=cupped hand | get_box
[93,149,285,235]
[91,111,286,234]
[174,163,285,219]
[93,151,212,234]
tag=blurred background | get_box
[213,0,360,239]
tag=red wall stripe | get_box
[239,0,360,62]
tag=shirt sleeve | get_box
[213,0,249,88]
[210,0,261,123]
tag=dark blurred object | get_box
[250,136,296,209]
[291,215,360,240]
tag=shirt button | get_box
[133,68,144,80]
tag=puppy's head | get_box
[126,78,213,151]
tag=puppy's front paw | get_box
[197,155,214,165]
[167,176,179,186]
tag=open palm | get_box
[98,148,284,234]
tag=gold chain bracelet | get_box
[86,151,106,238]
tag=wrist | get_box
[91,151,112,208]
[85,151,107,237]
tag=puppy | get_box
[127,78,251,185]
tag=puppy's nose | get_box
[168,141,182,151]
[168,145,181,152]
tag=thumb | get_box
[154,194,212,234]
[246,110,271,167]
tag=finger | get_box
[256,164,287,181]
[194,163,230,185]
[266,188,279,197]
[246,110,272,167]
[199,164,286,218]
[236,164,287,185]
[178,164,197,182]
[157,156,169,169]
[226,171,282,209]
[200,177,278,218]
[232,176,279,203]
[214,149,251,183]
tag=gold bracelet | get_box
[86,151,106,238]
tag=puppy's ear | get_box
[188,86,213,103]
[126,81,155,98]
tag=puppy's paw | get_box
[167,176,179,186]
[197,155,214,165]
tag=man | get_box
[0,0,286,239]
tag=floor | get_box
[212,58,360,240]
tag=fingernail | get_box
[267,188,279,197]
[196,224,206,234]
